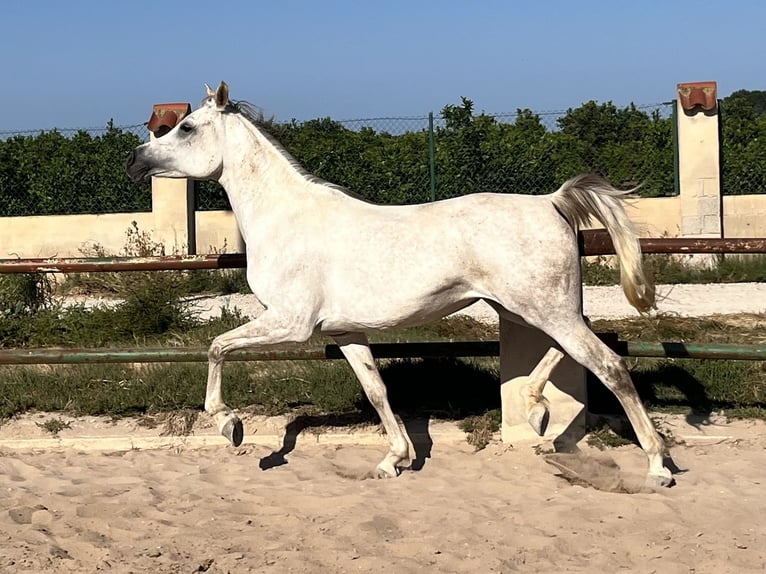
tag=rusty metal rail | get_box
[581,229,766,256]
[0,253,248,274]
[1,230,765,274]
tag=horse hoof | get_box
[527,403,550,436]
[372,463,398,479]
[645,469,675,489]
[222,417,244,447]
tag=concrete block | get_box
[699,196,721,216]
[702,214,722,234]
[681,215,702,235]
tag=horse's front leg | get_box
[206,310,312,445]
[333,332,410,477]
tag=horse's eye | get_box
[179,123,193,134]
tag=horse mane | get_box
[224,99,369,202]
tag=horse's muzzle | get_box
[125,149,149,182]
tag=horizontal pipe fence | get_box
[2,230,766,273]
[0,231,764,365]
[0,340,764,366]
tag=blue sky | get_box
[3,0,765,132]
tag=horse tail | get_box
[551,173,655,313]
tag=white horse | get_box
[126,82,674,487]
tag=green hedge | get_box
[3,91,765,217]
[0,122,150,216]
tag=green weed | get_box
[35,417,72,437]
[459,409,501,450]
[59,222,251,298]
[586,419,635,450]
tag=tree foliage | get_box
[720,90,766,195]
[196,98,679,207]
[3,93,765,217]
[0,122,150,216]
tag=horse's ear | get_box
[205,83,215,98]
[215,81,229,109]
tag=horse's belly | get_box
[318,287,480,332]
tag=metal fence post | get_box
[672,99,680,197]
[428,112,436,201]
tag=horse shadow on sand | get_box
[258,357,501,473]
[588,362,719,436]
[576,361,740,485]
[259,356,724,482]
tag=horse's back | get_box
[306,190,581,330]
[413,192,577,262]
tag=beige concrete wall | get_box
[581,196,681,237]
[1,192,761,259]
[630,196,683,237]
[0,212,155,258]
[195,211,244,253]
[0,209,243,259]
[723,195,766,237]
[0,174,243,258]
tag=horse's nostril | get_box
[126,150,135,167]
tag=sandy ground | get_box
[1,283,764,573]
[1,413,766,573]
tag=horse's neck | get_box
[217,118,332,243]
[219,121,296,197]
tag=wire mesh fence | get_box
[0,123,150,141]
[0,122,152,216]
[719,98,766,195]
[9,97,765,218]
[196,101,675,210]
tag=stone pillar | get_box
[147,103,196,255]
[499,319,587,449]
[151,176,196,255]
[677,82,722,240]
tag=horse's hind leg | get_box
[333,332,410,478]
[538,317,674,488]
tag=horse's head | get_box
[126,82,231,182]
